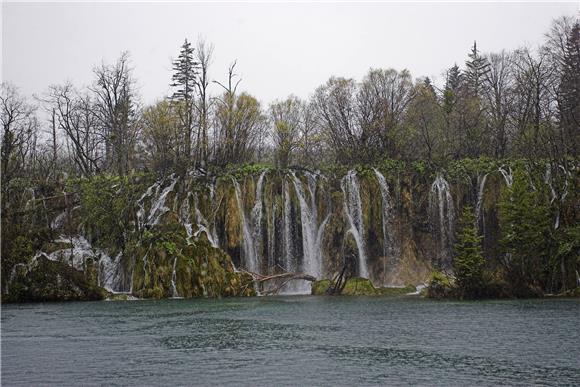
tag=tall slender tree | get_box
[171,39,199,168]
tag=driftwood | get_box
[240,270,317,295]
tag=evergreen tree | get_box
[499,168,552,296]
[465,41,490,97]
[558,22,580,157]
[170,39,200,166]
[453,206,485,299]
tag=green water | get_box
[2,297,579,386]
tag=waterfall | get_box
[99,252,125,293]
[291,172,329,279]
[232,177,259,273]
[251,171,267,264]
[475,173,488,232]
[170,256,179,298]
[136,181,161,229]
[341,170,369,279]
[180,192,194,243]
[429,175,455,268]
[192,193,219,248]
[148,175,179,225]
[373,168,395,258]
[283,180,295,273]
[499,166,513,187]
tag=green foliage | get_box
[341,277,378,296]
[311,279,332,295]
[453,206,485,299]
[426,271,453,299]
[77,174,153,250]
[499,167,553,296]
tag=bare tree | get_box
[91,52,139,176]
[195,38,214,168]
[269,96,302,168]
[1,83,38,187]
[45,83,102,177]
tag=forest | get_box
[1,15,579,301]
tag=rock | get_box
[342,277,378,296]
[4,255,108,303]
[311,279,332,295]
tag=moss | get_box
[5,255,108,303]
[311,279,332,295]
[425,271,454,299]
[376,285,416,296]
[342,277,378,296]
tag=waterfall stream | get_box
[232,177,259,273]
[291,172,329,279]
[341,170,369,279]
[429,175,455,268]
[475,173,488,232]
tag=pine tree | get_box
[443,64,462,115]
[453,206,485,299]
[465,41,490,97]
[499,167,552,296]
[558,22,580,157]
[170,39,200,166]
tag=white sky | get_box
[2,1,579,107]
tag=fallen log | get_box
[239,270,317,295]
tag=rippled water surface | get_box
[2,297,579,386]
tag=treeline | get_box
[2,16,579,186]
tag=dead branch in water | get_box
[240,270,317,295]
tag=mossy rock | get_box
[342,277,378,296]
[311,279,332,295]
[376,285,416,296]
[425,271,454,299]
[4,255,108,303]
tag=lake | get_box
[2,297,579,386]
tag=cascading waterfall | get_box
[429,175,455,268]
[148,175,179,225]
[341,170,369,279]
[283,180,295,273]
[193,193,219,248]
[373,168,397,283]
[180,192,194,242]
[170,256,179,298]
[291,172,329,280]
[232,177,259,273]
[136,181,161,230]
[475,173,488,232]
[250,171,267,265]
[499,166,513,187]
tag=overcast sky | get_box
[3,2,579,107]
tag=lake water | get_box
[2,297,579,386]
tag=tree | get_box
[312,77,362,164]
[404,78,445,161]
[483,51,514,158]
[91,52,139,176]
[453,206,485,299]
[1,83,38,188]
[499,167,553,296]
[141,100,180,174]
[269,96,303,168]
[171,39,200,167]
[558,22,580,157]
[45,83,102,177]
[357,68,415,159]
[194,39,214,167]
[213,62,267,165]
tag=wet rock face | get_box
[6,162,527,301]
[4,255,107,303]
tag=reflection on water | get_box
[2,297,580,386]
